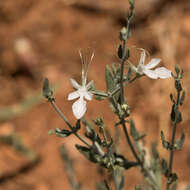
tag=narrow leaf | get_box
[180,91,185,106]
[174,131,185,150]
[118,45,123,59]
[175,64,180,75]
[105,65,115,92]
[130,119,139,140]
[43,78,53,99]
[161,131,170,150]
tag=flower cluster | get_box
[68,49,172,119]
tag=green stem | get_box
[50,101,91,147]
[166,123,177,190]
[120,40,127,105]
[166,90,181,190]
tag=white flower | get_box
[68,79,93,119]
[132,50,172,79]
[68,49,94,119]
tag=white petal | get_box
[155,67,172,79]
[138,50,146,67]
[72,98,87,119]
[70,78,81,89]
[86,80,93,90]
[68,91,79,100]
[145,58,161,69]
[143,69,158,79]
[84,91,93,101]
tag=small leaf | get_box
[48,129,55,135]
[180,68,184,78]
[161,131,170,150]
[180,91,185,106]
[105,66,115,93]
[175,64,180,75]
[170,93,175,103]
[130,119,139,140]
[175,80,182,92]
[174,131,185,150]
[125,48,130,59]
[176,109,182,123]
[118,45,123,59]
[125,67,132,81]
[114,153,139,169]
[75,144,100,163]
[161,159,169,177]
[84,123,102,144]
[170,104,176,122]
[55,128,72,138]
[91,84,107,100]
[130,119,146,141]
[94,90,108,100]
[75,144,92,161]
[93,117,104,127]
[93,117,105,134]
[42,78,53,100]
[111,63,117,75]
[135,134,146,141]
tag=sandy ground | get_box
[0,0,190,189]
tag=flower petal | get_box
[70,78,81,89]
[145,58,161,69]
[155,67,172,79]
[143,69,158,79]
[72,98,87,119]
[84,91,93,101]
[138,50,146,67]
[86,80,93,90]
[68,91,79,100]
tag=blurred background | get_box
[0,0,189,189]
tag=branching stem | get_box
[50,101,91,147]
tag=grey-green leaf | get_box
[42,78,53,100]
[180,91,185,106]
[105,65,115,93]
[130,119,138,140]
[174,131,185,150]
[161,131,170,150]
